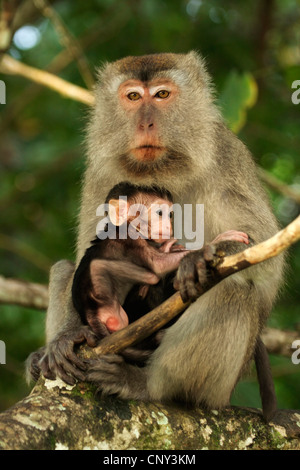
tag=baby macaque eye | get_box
[156,209,163,216]
[127,92,141,101]
[155,90,170,99]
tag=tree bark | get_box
[0,378,299,450]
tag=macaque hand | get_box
[25,346,47,383]
[40,325,98,385]
[174,237,249,303]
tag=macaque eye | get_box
[127,92,141,101]
[156,209,163,216]
[155,90,170,99]
[169,212,173,219]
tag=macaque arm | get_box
[90,259,160,290]
[28,260,98,385]
[143,243,189,276]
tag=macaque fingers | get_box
[212,230,249,245]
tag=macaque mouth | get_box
[118,149,192,177]
[131,145,166,162]
[137,145,163,149]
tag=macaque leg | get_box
[89,259,160,332]
[88,296,129,333]
[27,260,98,384]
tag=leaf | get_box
[218,71,258,133]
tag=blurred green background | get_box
[0,0,299,412]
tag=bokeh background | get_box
[0,0,299,412]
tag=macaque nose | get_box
[139,122,154,131]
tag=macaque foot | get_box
[25,346,47,383]
[40,325,98,385]
[85,354,149,401]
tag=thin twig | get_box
[0,0,22,52]
[33,0,95,89]
[0,54,94,106]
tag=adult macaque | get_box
[27,52,283,421]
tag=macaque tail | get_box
[255,337,277,422]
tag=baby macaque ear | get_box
[108,198,129,226]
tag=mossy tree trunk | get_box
[0,378,299,450]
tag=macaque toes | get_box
[72,181,250,338]
[26,51,284,422]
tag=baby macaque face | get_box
[109,194,174,243]
[140,197,174,243]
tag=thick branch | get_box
[261,327,300,357]
[0,276,48,310]
[0,54,94,106]
[258,168,300,205]
[94,215,300,355]
[0,379,299,450]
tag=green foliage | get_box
[218,71,258,133]
[0,0,299,412]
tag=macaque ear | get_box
[108,198,129,226]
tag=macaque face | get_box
[143,197,174,243]
[118,79,179,162]
[109,195,174,243]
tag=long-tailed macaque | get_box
[71,181,189,336]
[26,52,283,422]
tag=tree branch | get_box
[258,168,300,204]
[0,276,48,310]
[0,379,299,450]
[0,54,94,106]
[261,327,300,357]
[33,0,95,89]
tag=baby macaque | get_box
[72,182,189,336]
[72,181,249,339]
